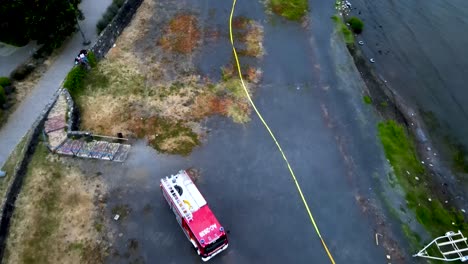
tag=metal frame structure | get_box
[414,231,468,262]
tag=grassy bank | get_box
[378,120,468,240]
[270,0,308,21]
[4,142,106,263]
[331,15,354,44]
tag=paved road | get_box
[0,41,39,77]
[85,0,406,263]
[0,0,112,166]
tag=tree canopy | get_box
[0,0,82,47]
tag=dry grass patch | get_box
[159,14,201,54]
[74,1,265,155]
[128,116,199,156]
[227,102,251,124]
[232,18,265,58]
[4,143,107,264]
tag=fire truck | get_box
[160,170,229,261]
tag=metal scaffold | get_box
[414,231,468,262]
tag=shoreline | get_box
[345,40,468,240]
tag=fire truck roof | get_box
[161,171,224,245]
[170,171,207,211]
[189,205,224,245]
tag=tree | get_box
[0,0,82,47]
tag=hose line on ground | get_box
[228,1,336,263]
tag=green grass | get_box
[64,66,88,98]
[378,120,468,238]
[363,95,372,104]
[270,0,308,21]
[87,51,97,68]
[331,15,354,44]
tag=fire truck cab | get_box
[160,170,229,261]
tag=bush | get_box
[87,51,97,68]
[347,16,364,34]
[0,86,6,105]
[363,95,372,104]
[64,66,87,97]
[0,77,11,87]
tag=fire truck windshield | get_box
[204,235,227,254]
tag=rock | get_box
[370,58,375,63]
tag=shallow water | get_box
[350,0,468,150]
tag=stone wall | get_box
[91,0,144,60]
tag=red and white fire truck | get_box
[160,170,229,261]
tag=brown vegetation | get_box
[4,143,108,264]
[76,1,265,155]
[232,18,265,58]
[159,14,201,54]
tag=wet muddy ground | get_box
[87,0,415,263]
